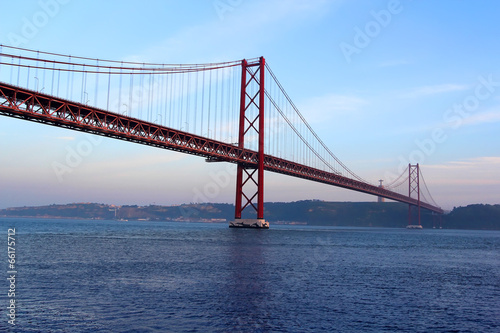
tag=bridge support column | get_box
[230,57,268,229]
[407,163,422,229]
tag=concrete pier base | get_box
[229,219,269,229]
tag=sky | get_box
[0,0,499,210]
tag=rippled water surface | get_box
[0,218,499,332]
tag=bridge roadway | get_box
[0,82,444,214]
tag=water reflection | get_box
[221,229,272,332]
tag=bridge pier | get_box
[229,219,269,229]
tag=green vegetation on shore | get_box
[1,201,499,230]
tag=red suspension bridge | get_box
[0,45,443,228]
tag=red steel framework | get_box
[0,76,443,217]
[234,58,265,220]
[408,164,421,225]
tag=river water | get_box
[0,218,498,332]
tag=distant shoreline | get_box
[1,201,499,230]
[0,215,309,226]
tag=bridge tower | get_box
[377,179,385,203]
[407,163,422,228]
[230,57,269,228]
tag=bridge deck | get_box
[0,82,443,214]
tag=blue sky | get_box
[0,0,499,210]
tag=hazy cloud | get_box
[427,157,500,185]
[55,136,76,141]
[459,110,500,127]
[299,93,368,123]
[400,84,470,99]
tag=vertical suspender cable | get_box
[221,68,225,141]
[194,69,199,135]
[147,73,151,121]
[27,66,30,91]
[182,74,184,128]
[157,70,162,124]
[151,70,154,122]
[118,62,123,113]
[51,62,55,95]
[214,69,219,140]
[57,68,61,96]
[81,64,86,103]
[167,70,171,127]
[154,71,159,123]
[66,56,71,100]
[107,68,111,111]
[34,51,39,90]
[120,64,125,114]
[69,59,74,101]
[232,66,237,143]
[139,66,144,119]
[208,69,212,138]
[9,56,14,84]
[168,71,173,128]
[84,65,88,104]
[42,61,46,93]
[201,69,205,136]
[160,67,165,125]
[186,71,191,131]
[173,73,178,129]
[128,68,133,117]
[95,59,99,108]
[16,56,21,86]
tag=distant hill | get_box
[444,204,500,230]
[1,201,499,230]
